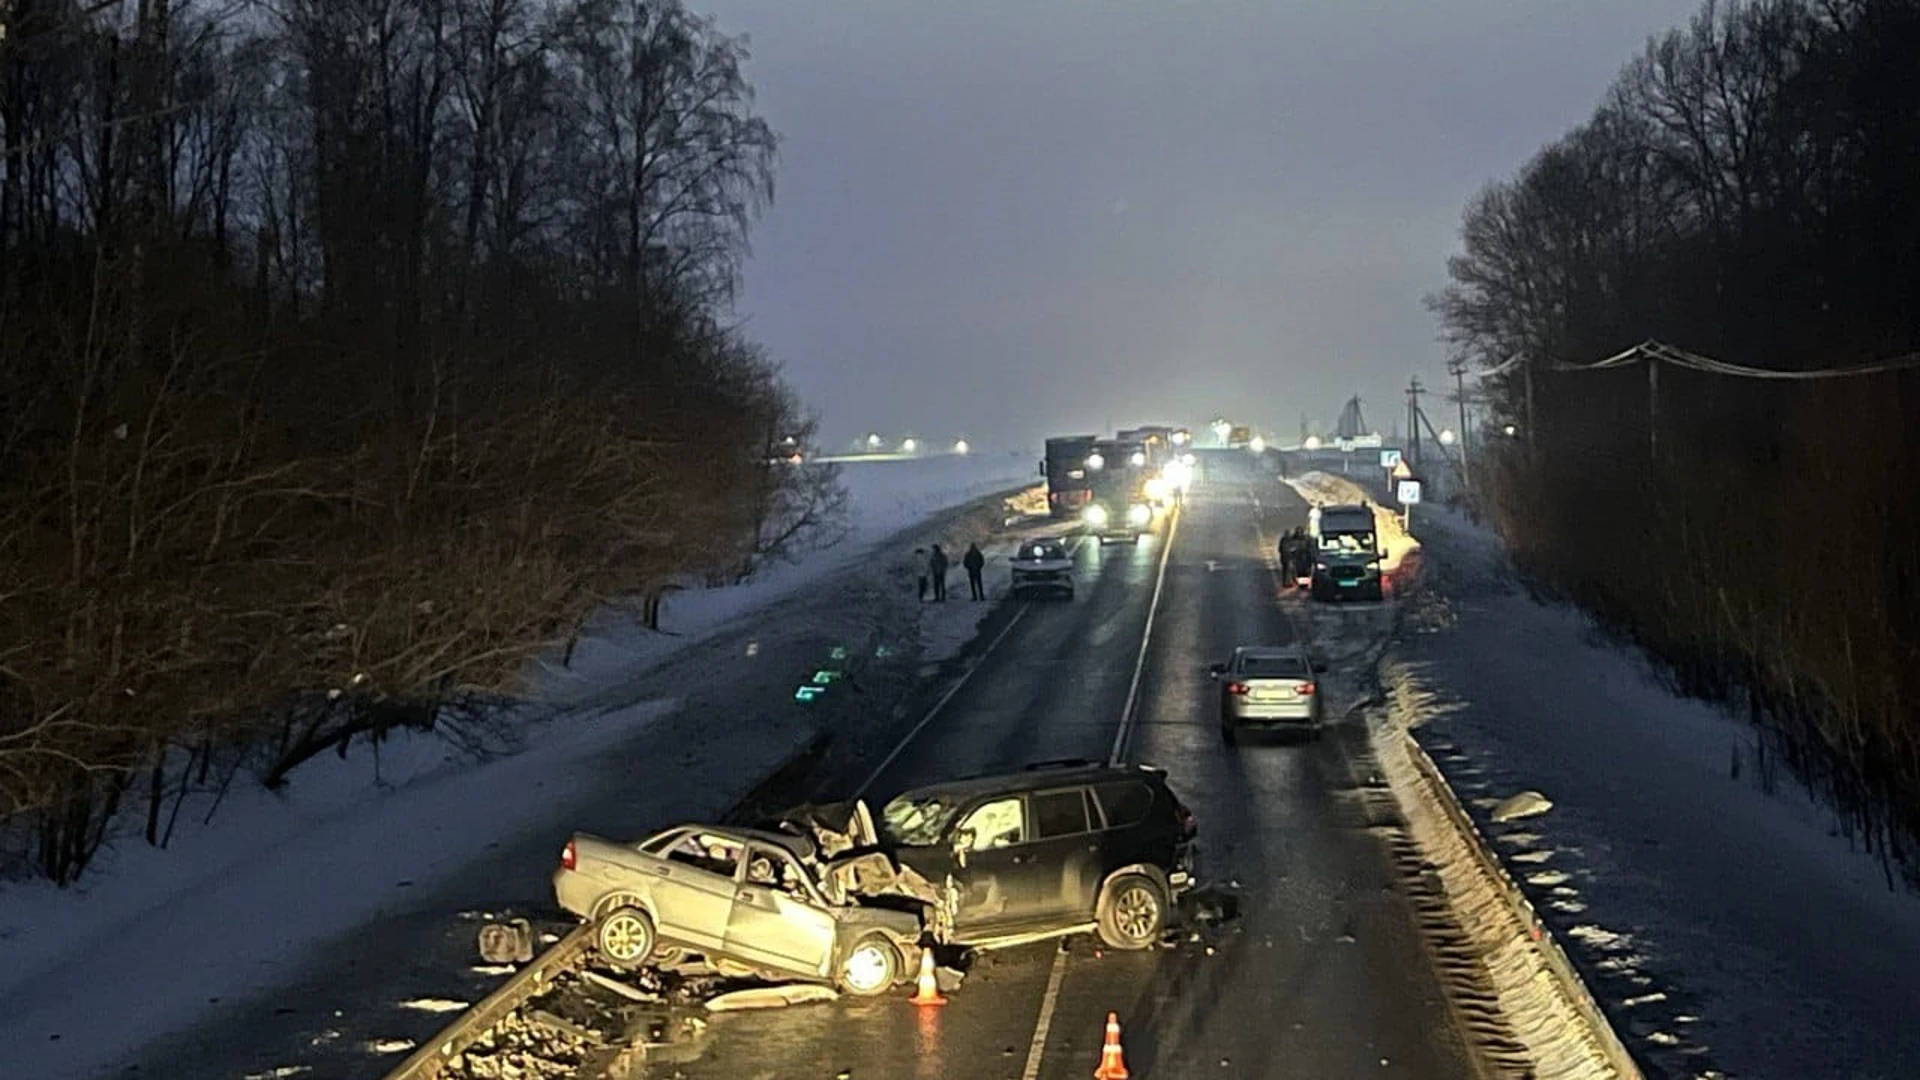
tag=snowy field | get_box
[0,451,1037,1079]
[1388,505,1920,1080]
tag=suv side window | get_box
[1093,780,1153,828]
[959,796,1025,850]
[1031,788,1090,839]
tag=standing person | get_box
[928,544,950,601]
[963,542,987,600]
[914,547,930,601]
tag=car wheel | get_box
[594,905,656,970]
[837,934,901,996]
[1096,874,1167,950]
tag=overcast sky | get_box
[692,0,1701,452]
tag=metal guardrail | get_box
[381,924,595,1080]
[1403,734,1646,1080]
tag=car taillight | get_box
[560,839,577,871]
[1226,682,1249,695]
[1296,681,1315,696]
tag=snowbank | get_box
[535,453,1039,706]
[1284,470,1422,573]
[1389,504,1920,1079]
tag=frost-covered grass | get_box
[1391,504,1920,1079]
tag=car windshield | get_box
[880,792,964,846]
[1319,531,1375,554]
[1239,654,1308,678]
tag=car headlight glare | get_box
[1084,504,1110,527]
[1127,503,1151,526]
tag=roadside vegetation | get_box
[0,0,841,884]
[1432,0,1920,884]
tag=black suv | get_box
[876,760,1198,950]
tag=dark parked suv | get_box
[875,760,1199,951]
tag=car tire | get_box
[837,934,902,997]
[594,905,657,970]
[1096,874,1167,950]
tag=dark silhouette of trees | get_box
[0,0,832,883]
[1432,0,1920,884]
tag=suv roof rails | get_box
[1022,757,1100,771]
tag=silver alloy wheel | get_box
[598,909,653,964]
[841,941,894,994]
[1113,883,1161,943]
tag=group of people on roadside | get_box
[913,542,988,601]
[1278,525,1315,584]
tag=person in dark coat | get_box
[928,544,950,601]
[963,542,987,600]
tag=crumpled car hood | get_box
[772,801,950,922]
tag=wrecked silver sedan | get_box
[554,822,925,996]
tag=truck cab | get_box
[1308,503,1384,601]
[1042,436,1099,519]
[1082,440,1153,544]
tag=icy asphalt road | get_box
[667,451,1475,1080]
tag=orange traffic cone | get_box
[908,946,947,1006]
[1093,1011,1129,1079]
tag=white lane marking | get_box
[1107,505,1182,766]
[853,524,1099,796]
[1019,947,1070,1080]
[855,604,1031,797]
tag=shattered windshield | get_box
[880,793,963,847]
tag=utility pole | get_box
[1449,358,1471,491]
[1646,352,1659,462]
[1522,356,1536,459]
[1406,376,1424,469]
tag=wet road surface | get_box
[672,452,1475,1079]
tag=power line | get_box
[1552,339,1920,379]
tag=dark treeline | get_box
[0,0,844,883]
[1434,0,1920,883]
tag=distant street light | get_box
[866,432,882,449]
[953,439,969,454]
[1248,435,1267,454]
[1503,424,1518,437]
[902,438,918,453]
[1303,435,1322,451]
[1438,428,1457,446]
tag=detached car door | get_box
[723,844,837,978]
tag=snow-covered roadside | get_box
[536,453,1038,707]
[0,452,1036,1079]
[1386,505,1920,1079]
[0,699,673,1071]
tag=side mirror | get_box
[1038,461,1047,477]
[1207,662,1227,678]
[951,828,974,868]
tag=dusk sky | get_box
[694,0,1702,452]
